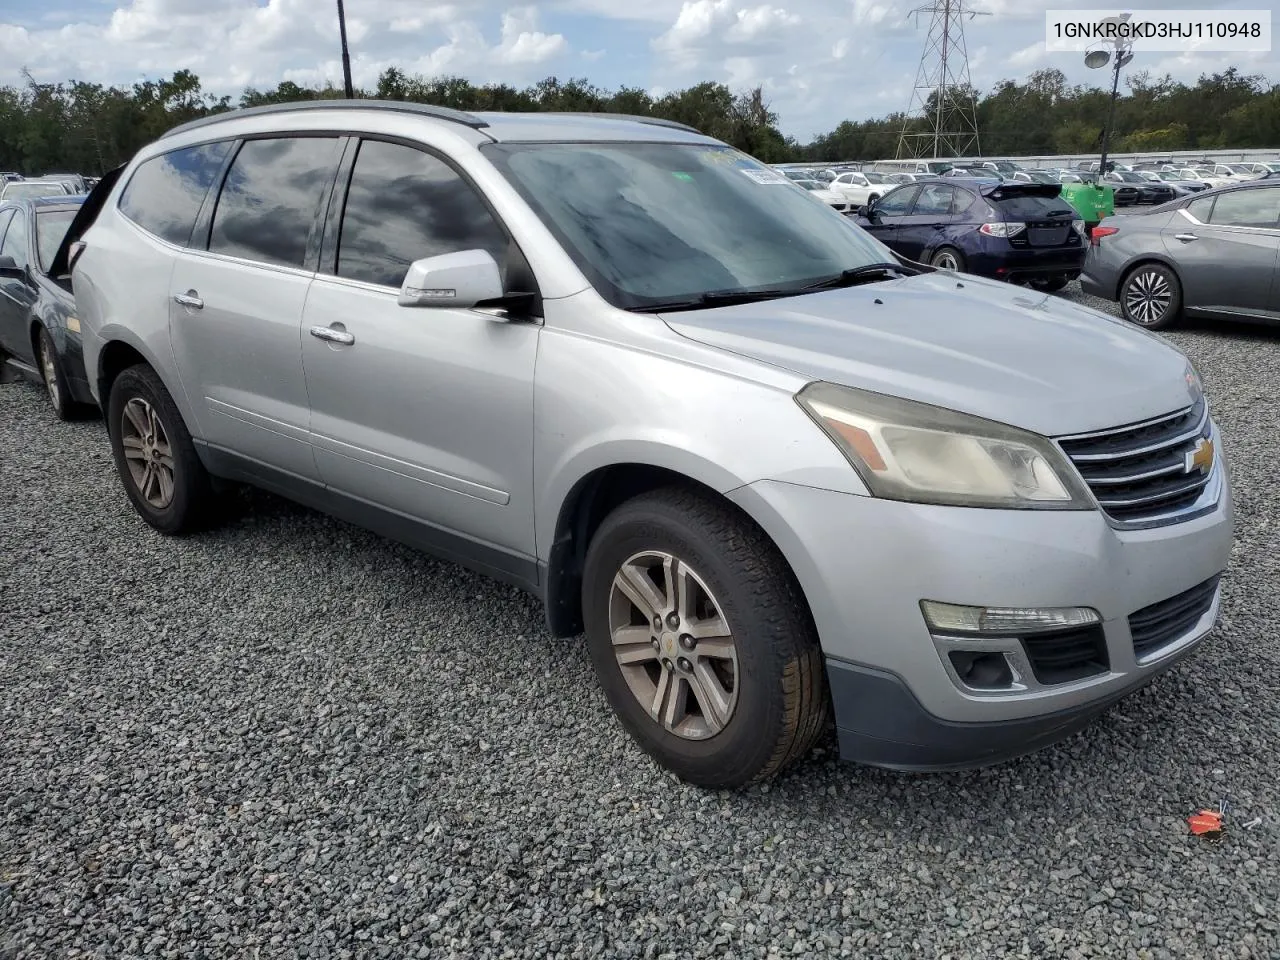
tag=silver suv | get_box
[66,102,1233,788]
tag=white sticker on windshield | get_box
[741,169,790,184]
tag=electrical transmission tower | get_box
[896,0,989,160]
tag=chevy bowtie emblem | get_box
[1185,437,1214,474]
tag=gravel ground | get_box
[2,287,1279,959]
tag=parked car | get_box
[1101,171,1154,206]
[793,178,855,212]
[1081,179,1280,330]
[0,180,75,202]
[0,195,92,417]
[1174,167,1234,190]
[1114,170,1177,204]
[884,172,937,184]
[827,170,897,206]
[852,178,1086,291]
[1010,170,1061,185]
[64,102,1232,788]
[1149,171,1209,195]
[41,173,89,194]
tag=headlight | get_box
[1183,361,1203,403]
[796,382,1093,509]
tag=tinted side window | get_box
[336,139,508,288]
[119,142,232,246]
[210,137,340,269]
[1185,195,1215,223]
[912,184,954,216]
[875,186,918,216]
[1,208,29,270]
[1208,188,1280,229]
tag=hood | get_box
[660,271,1195,437]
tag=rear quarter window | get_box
[118,141,233,246]
[991,194,1074,220]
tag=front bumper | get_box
[728,454,1233,768]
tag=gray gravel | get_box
[2,286,1279,959]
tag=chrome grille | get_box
[1057,399,1213,524]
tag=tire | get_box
[930,246,965,271]
[582,486,829,789]
[1119,262,1181,330]
[106,363,218,534]
[1028,276,1070,293]
[35,327,76,421]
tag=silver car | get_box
[66,102,1233,787]
[1081,179,1280,329]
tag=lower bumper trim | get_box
[826,653,1193,772]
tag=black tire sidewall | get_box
[1121,263,1181,329]
[106,365,210,534]
[582,498,796,786]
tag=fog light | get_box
[921,600,1100,635]
[948,651,1014,690]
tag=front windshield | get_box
[864,172,892,184]
[1228,164,1251,174]
[483,141,892,311]
[1114,171,1143,182]
[797,180,823,191]
[2,183,64,200]
[1028,172,1058,184]
[927,162,954,173]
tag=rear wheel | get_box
[582,487,829,789]
[1120,262,1181,330]
[36,327,76,421]
[107,364,219,534]
[930,246,965,271]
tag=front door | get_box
[860,185,918,254]
[1167,187,1280,319]
[168,135,343,481]
[300,137,540,565]
[0,207,36,359]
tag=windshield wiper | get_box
[802,263,907,290]
[630,288,806,312]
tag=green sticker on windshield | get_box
[672,172,694,181]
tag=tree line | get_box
[1,64,1276,176]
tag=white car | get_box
[827,171,897,206]
[791,178,854,213]
[1177,168,1235,190]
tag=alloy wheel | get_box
[1124,269,1173,325]
[934,251,959,270]
[608,551,739,740]
[38,336,60,412]
[120,397,176,509]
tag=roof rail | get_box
[528,111,702,134]
[159,99,490,140]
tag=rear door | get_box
[168,135,343,481]
[894,182,958,261]
[1165,187,1280,319]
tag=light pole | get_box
[1084,15,1134,178]
[336,0,354,98]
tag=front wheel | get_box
[582,487,829,789]
[1120,263,1181,330]
[107,364,219,534]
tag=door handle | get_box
[310,325,355,345]
[173,291,203,309]
[1173,233,1198,242]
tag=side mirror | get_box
[0,255,22,279]
[398,249,504,309]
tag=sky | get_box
[1,0,1276,141]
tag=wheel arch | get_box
[541,460,811,641]
[1115,254,1182,303]
[94,329,198,436]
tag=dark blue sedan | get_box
[849,178,1088,292]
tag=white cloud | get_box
[653,0,800,56]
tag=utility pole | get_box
[336,0,354,98]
